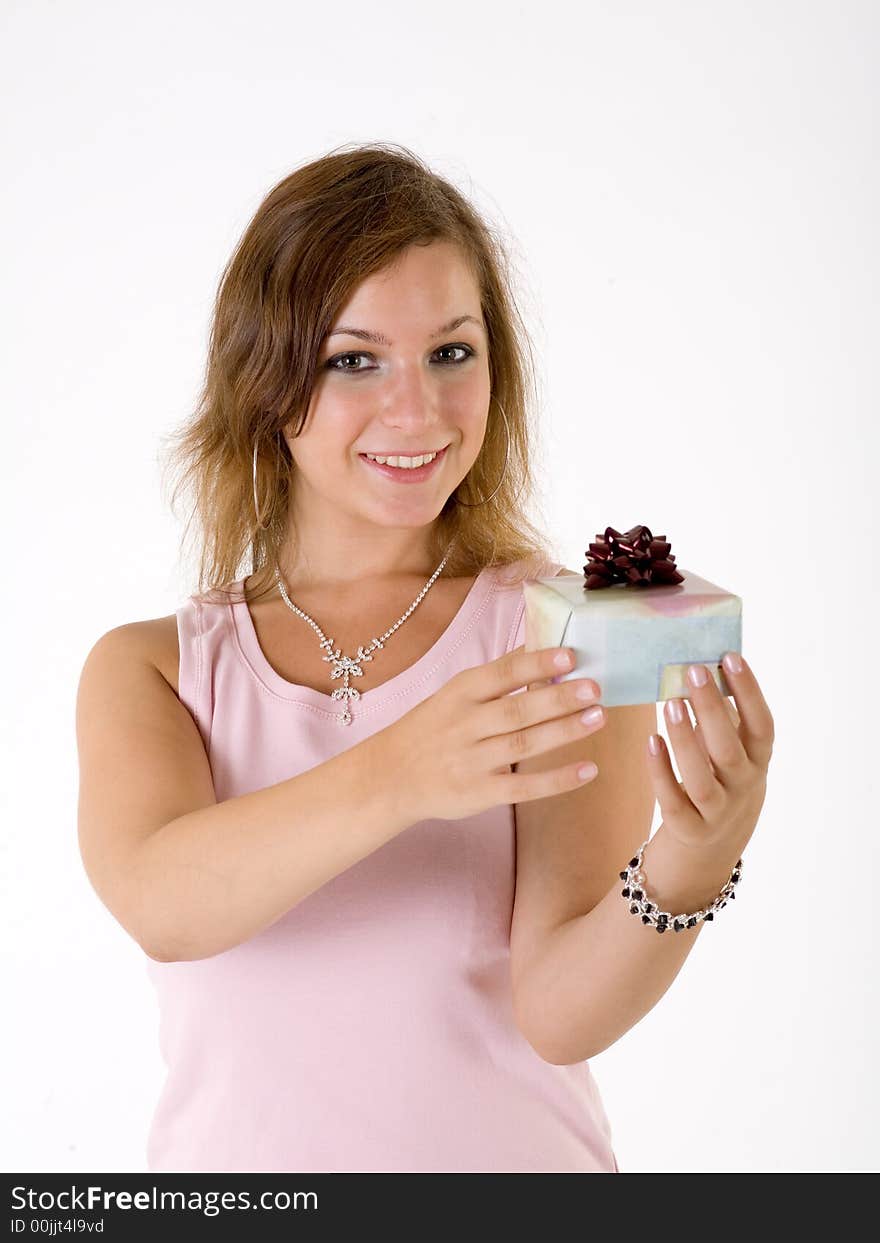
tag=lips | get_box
[361,449,447,458]
[358,444,449,483]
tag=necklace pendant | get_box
[330,683,359,727]
[323,644,375,726]
[273,543,455,729]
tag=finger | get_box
[692,715,716,772]
[503,753,600,804]
[694,699,740,768]
[663,697,724,818]
[645,733,701,832]
[720,653,775,768]
[484,673,602,749]
[685,664,751,787]
[479,645,577,703]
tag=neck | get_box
[275,536,456,593]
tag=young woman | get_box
[75,143,773,1174]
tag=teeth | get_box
[364,451,438,468]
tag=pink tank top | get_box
[145,558,619,1173]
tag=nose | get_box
[378,372,446,438]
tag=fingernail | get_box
[554,650,574,669]
[722,651,743,675]
[666,699,684,724]
[687,664,709,688]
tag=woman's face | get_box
[284,240,492,536]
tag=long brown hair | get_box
[159,141,555,603]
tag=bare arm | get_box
[134,728,410,961]
[514,643,771,1066]
[515,826,741,1065]
[76,625,412,963]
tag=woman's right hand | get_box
[382,645,606,822]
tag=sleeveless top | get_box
[144,558,619,1173]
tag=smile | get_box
[358,444,449,483]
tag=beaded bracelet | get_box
[620,839,743,932]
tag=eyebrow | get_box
[326,314,485,346]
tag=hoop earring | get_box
[454,400,510,508]
[252,433,281,531]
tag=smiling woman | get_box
[78,142,635,1176]
[157,146,551,604]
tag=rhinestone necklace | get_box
[272,540,458,726]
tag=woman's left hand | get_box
[648,653,774,861]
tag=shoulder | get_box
[84,615,181,697]
[136,615,181,695]
[491,559,576,589]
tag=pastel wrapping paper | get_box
[523,570,742,707]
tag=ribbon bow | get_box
[583,524,685,590]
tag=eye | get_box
[435,344,474,365]
[325,344,476,373]
[326,351,370,373]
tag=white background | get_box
[2,0,876,1174]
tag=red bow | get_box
[583,525,685,590]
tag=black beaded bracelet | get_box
[619,839,743,932]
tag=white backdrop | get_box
[2,0,876,1174]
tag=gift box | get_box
[523,527,742,707]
